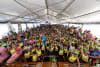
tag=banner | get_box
[18,22,22,32]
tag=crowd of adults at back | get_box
[0,24,100,66]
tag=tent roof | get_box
[0,0,100,24]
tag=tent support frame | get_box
[70,10,100,19]
[14,0,40,18]
[55,0,75,17]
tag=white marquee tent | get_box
[1,0,100,23]
[0,0,100,39]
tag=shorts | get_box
[80,58,88,63]
[26,57,32,62]
[41,50,44,54]
[64,53,67,56]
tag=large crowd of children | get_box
[0,24,100,67]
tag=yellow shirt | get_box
[69,55,77,62]
[75,49,79,55]
[10,48,15,55]
[81,45,83,53]
[19,43,23,48]
[42,45,45,50]
[64,47,68,53]
[24,52,30,58]
[51,47,54,52]
[81,35,84,39]
[97,42,100,46]
[32,55,37,62]
[46,47,49,50]
[87,45,89,50]
[55,46,58,51]
[31,48,36,53]
[91,43,95,48]
[82,54,88,62]
[37,50,41,56]
[59,49,63,55]
[37,43,40,46]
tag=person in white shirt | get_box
[69,44,75,53]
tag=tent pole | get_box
[56,0,76,17]
[68,23,70,28]
[14,0,40,18]
[26,23,28,30]
[81,24,84,29]
[70,9,100,19]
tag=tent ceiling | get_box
[0,0,100,23]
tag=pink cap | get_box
[16,48,21,51]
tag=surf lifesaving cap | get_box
[16,48,21,51]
